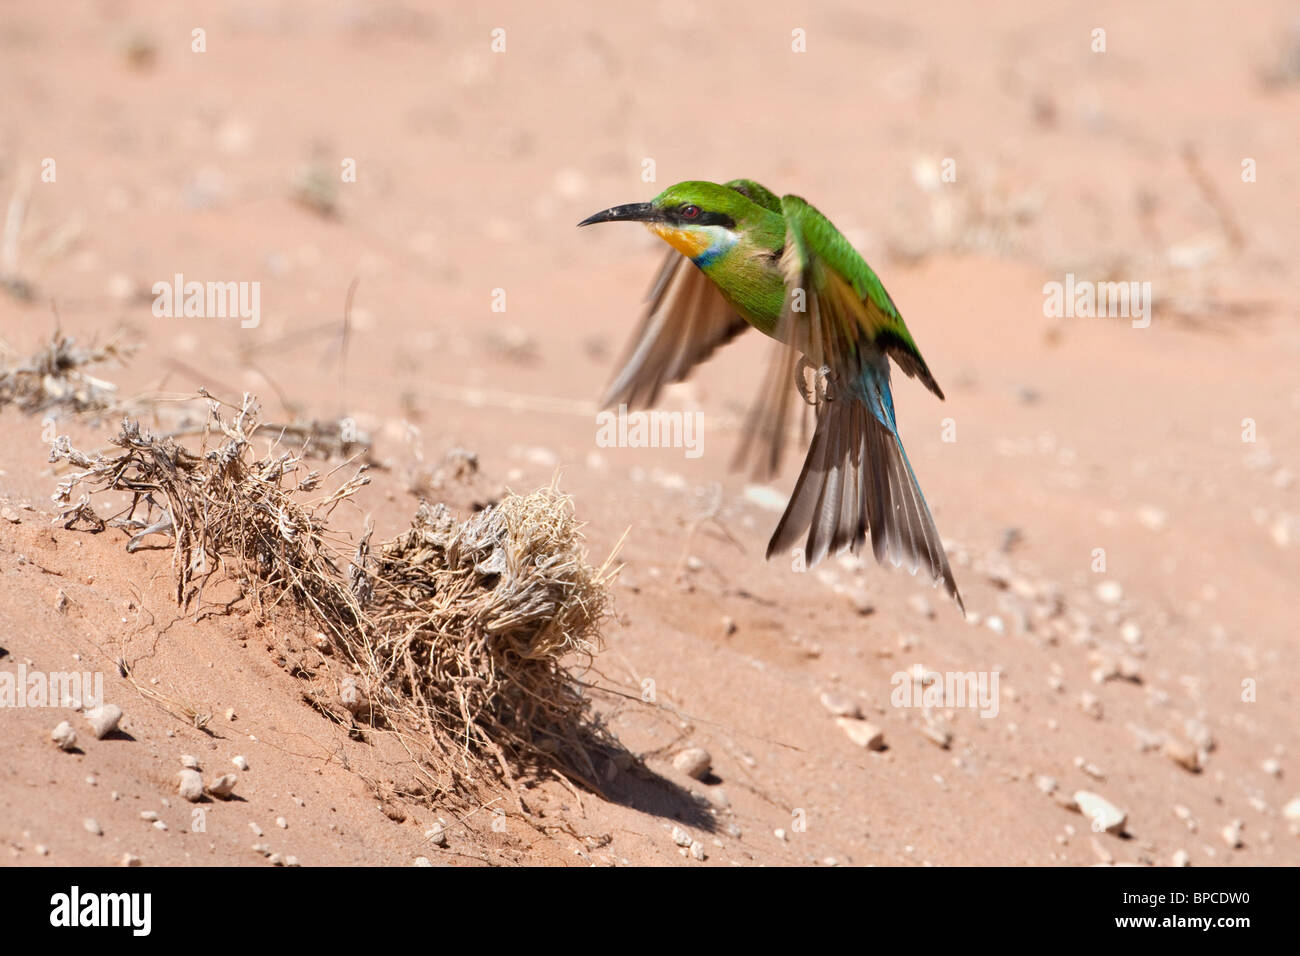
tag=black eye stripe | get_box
[667,207,735,228]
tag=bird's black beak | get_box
[577,202,661,227]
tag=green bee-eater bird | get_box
[579,179,962,610]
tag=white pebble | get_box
[836,717,885,750]
[84,818,103,836]
[207,774,238,799]
[1222,819,1244,849]
[1074,791,1126,833]
[1282,797,1300,822]
[672,747,712,780]
[1094,581,1123,605]
[177,769,204,802]
[1165,739,1203,773]
[922,724,952,749]
[84,704,123,739]
[819,691,861,718]
[50,721,77,751]
[232,755,249,771]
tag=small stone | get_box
[225,708,237,721]
[180,754,199,770]
[1165,739,1203,773]
[1094,581,1123,605]
[671,826,693,847]
[1136,506,1168,532]
[1120,621,1142,644]
[1282,797,1300,822]
[140,811,159,822]
[1117,657,1142,682]
[268,853,284,866]
[721,616,737,636]
[773,828,788,841]
[50,721,77,751]
[206,774,238,799]
[1171,849,1190,867]
[84,704,123,739]
[121,853,142,867]
[1222,819,1244,849]
[1079,692,1103,719]
[177,769,204,802]
[688,841,706,861]
[276,817,288,829]
[1074,791,1126,834]
[84,818,103,836]
[425,823,447,847]
[1035,774,1058,795]
[835,717,885,750]
[413,856,433,867]
[1262,758,1282,778]
[153,819,167,831]
[1185,719,1215,751]
[34,844,48,856]
[340,676,367,715]
[232,755,249,771]
[249,822,263,837]
[921,724,952,749]
[284,856,300,867]
[0,505,19,523]
[672,747,712,780]
[819,691,861,718]
[847,587,875,615]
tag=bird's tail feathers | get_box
[765,363,963,611]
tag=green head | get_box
[579,180,775,267]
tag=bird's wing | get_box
[741,194,961,607]
[599,248,750,410]
[721,178,783,214]
[781,195,945,399]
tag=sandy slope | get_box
[1,0,1297,866]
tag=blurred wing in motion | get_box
[751,194,962,608]
[600,248,750,410]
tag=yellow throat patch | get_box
[646,222,712,260]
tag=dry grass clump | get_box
[0,332,133,416]
[48,391,617,797]
[365,492,613,786]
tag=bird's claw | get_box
[795,358,835,405]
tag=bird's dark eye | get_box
[679,204,701,220]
